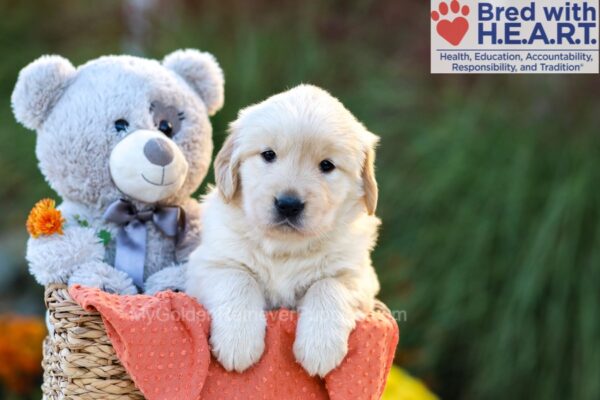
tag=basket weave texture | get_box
[42,284,144,399]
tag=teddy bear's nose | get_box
[143,138,174,167]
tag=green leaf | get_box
[74,214,89,228]
[97,229,112,246]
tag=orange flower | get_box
[26,198,65,238]
[0,315,46,394]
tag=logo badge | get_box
[431,0,599,73]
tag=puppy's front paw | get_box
[209,310,266,372]
[294,318,350,377]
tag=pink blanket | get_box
[70,285,398,400]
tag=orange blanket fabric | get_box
[70,285,399,400]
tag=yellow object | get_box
[26,198,64,238]
[382,365,438,400]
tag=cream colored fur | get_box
[186,84,381,377]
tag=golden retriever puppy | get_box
[186,84,380,377]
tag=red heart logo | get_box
[436,17,468,46]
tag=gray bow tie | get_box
[103,199,185,289]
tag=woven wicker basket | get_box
[42,284,144,399]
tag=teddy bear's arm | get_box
[26,225,105,286]
[27,223,138,294]
[144,264,186,294]
[69,261,138,295]
[26,198,138,294]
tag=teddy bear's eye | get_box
[151,101,182,138]
[114,119,129,133]
[158,120,174,137]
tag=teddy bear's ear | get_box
[11,55,76,131]
[163,49,225,116]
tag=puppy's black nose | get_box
[274,195,305,219]
[144,138,174,166]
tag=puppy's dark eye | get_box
[319,159,335,173]
[158,120,173,137]
[261,150,277,163]
[114,119,129,133]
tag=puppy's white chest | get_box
[255,258,321,310]
[264,279,300,309]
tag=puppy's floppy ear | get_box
[361,132,379,215]
[11,55,76,131]
[163,49,225,116]
[214,130,240,203]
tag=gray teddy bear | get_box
[12,49,224,294]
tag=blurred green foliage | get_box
[0,1,599,399]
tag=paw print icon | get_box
[431,0,470,46]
